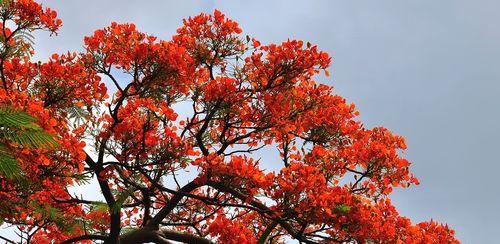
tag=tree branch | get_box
[119,227,214,244]
[119,228,173,244]
[85,153,121,243]
[61,234,107,244]
[0,235,15,244]
[161,229,214,244]
[147,180,201,228]
[206,181,318,244]
[258,221,278,244]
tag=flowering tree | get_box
[0,1,459,243]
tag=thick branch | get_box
[147,180,200,227]
[85,153,121,243]
[61,234,107,244]
[119,228,213,244]
[161,229,214,244]
[119,228,173,244]
[258,221,278,244]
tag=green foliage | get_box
[0,106,58,178]
[29,201,78,232]
[0,144,21,178]
[91,201,109,212]
[111,186,136,214]
[0,106,38,127]
[66,106,90,125]
[335,204,352,215]
[0,0,36,58]
[4,29,36,59]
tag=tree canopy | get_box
[0,1,458,243]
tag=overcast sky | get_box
[24,0,500,243]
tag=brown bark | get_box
[119,228,214,244]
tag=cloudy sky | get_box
[24,0,500,242]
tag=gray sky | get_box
[28,0,500,243]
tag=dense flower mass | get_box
[0,1,459,243]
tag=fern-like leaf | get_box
[66,106,90,125]
[0,106,38,128]
[111,186,136,214]
[0,144,21,179]
[0,106,59,178]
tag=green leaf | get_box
[19,129,59,148]
[0,106,38,128]
[111,186,136,214]
[30,201,64,223]
[335,204,352,215]
[2,129,58,148]
[0,106,59,178]
[91,201,109,212]
[66,106,89,124]
[0,106,58,149]
[0,144,22,179]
